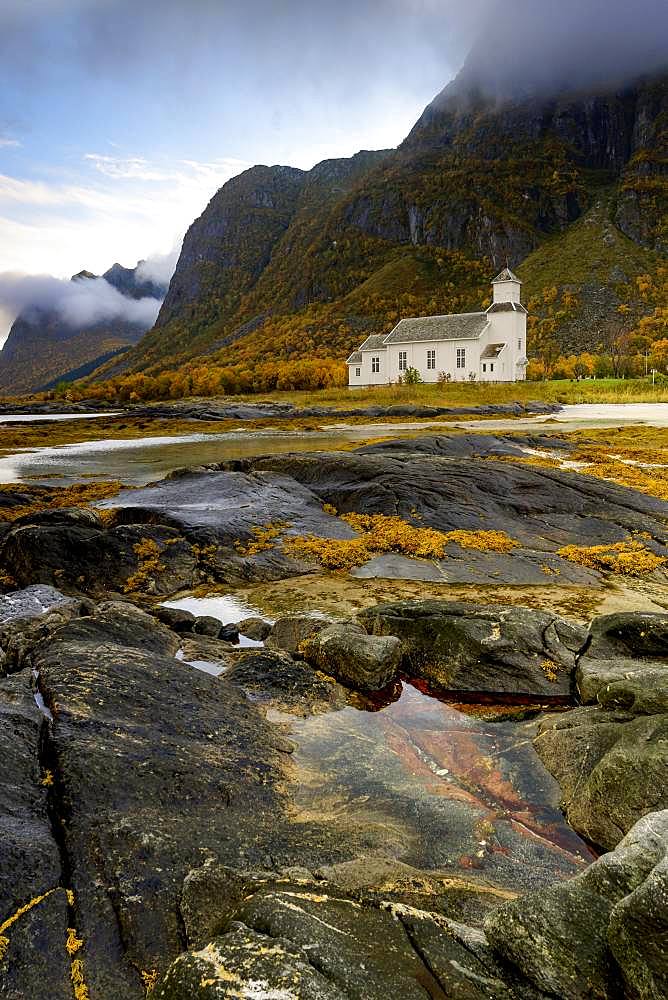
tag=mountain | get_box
[93,62,666,393]
[0,262,167,395]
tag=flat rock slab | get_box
[359,600,586,697]
[351,548,600,586]
[0,585,77,625]
[242,445,668,557]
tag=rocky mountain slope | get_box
[95,64,667,388]
[0,262,167,395]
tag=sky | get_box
[0,0,486,281]
[0,0,666,344]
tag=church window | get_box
[518,339,522,350]
[456,348,466,369]
[398,351,408,371]
[355,367,361,377]
[482,363,487,373]
[426,350,436,369]
[371,357,380,373]
[490,363,494,373]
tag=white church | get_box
[346,268,529,387]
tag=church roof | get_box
[480,343,506,359]
[492,267,521,283]
[347,351,362,364]
[383,312,488,345]
[358,334,388,351]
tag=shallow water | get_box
[164,592,594,889]
[0,428,372,485]
[0,411,119,423]
[3,402,668,487]
[271,682,595,892]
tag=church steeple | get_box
[491,267,522,304]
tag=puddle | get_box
[163,593,269,647]
[271,682,595,893]
[175,649,226,677]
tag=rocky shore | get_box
[0,430,666,998]
[0,397,560,423]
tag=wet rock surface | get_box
[302,622,403,692]
[359,600,585,697]
[577,611,668,714]
[534,707,668,850]
[130,399,561,423]
[30,603,294,997]
[485,810,668,1000]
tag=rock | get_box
[534,707,668,849]
[597,668,668,715]
[218,623,240,644]
[0,886,72,1000]
[33,603,292,997]
[0,670,62,914]
[224,648,349,715]
[608,851,668,1000]
[577,612,668,714]
[156,924,347,1000]
[150,606,196,633]
[178,635,238,670]
[266,612,332,653]
[485,809,668,1000]
[241,443,668,586]
[159,870,532,1000]
[359,600,586,697]
[192,614,224,637]
[0,605,83,676]
[0,521,197,596]
[0,584,79,625]
[237,616,272,641]
[301,623,402,692]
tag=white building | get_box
[346,269,529,387]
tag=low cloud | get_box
[0,271,162,335]
[136,248,180,287]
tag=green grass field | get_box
[234,377,668,410]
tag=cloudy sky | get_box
[0,0,665,344]
[0,0,490,285]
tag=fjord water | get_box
[3,402,668,486]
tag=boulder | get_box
[266,612,332,653]
[608,852,668,1000]
[177,635,238,671]
[577,612,668,714]
[192,614,224,637]
[0,521,197,596]
[534,707,668,849]
[150,606,197,633]
[218,623,240,644]
[225,648,349,715]
[485,810,668,1000]
[236,616,272,641]
[359,600,586,697]
[158,872,528,1000]
[301,623,402,692]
